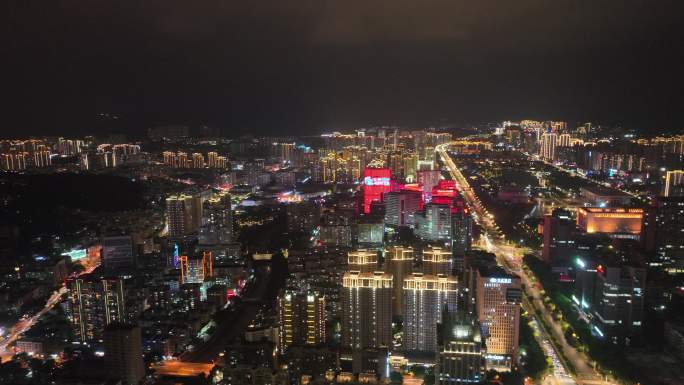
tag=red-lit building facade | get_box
[363,167,392,214]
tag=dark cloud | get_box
[3,1,684,136]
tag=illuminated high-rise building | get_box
[539,132,557,161]
[274,142,295,163]
[277,290,326,353]
[664,170,684,197]
[388,152,403,179]
[192,152,205,168]
[166,194,203,238]
[178,152,188,168]
[32,150,51,167]
[418,170,441,193]
[0,153,27,171]
[162,151,176,166]
[384,190,422,227]
[67,276,127,344]
[541,208,575,263]
[362,167,392,214]
[403,273,458,354]
[436,307,485,385]
[403,153,418,182]
[207,151,219,167]
[415,203,452,242]
[647,197,684,273]
[450,205,472,271]
[591,265,646,338]
[423,247,452,276]
[347,249,379,273]
[384,246,414,317]
[341,271,393,349]
[179,252,213,284]
[199,192,233,245]
[476,269,521,371]
[557,133,572,147]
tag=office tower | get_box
[423,247,452,276]
[347,249,379,273]
[664,170,684,197]
[403,273,458,354]
[357,217,385,248]
[341,271,393,349]
[67,276,126,344]
[363,167,392,214]
[384,246,414,317]
[384,190,422,227]
[592,266,646,338]
[541,208,575,263]
[436,308,486,385]
[104,324,145,385]
[415,203,452,242]
[476,269,522,371]
[199,192,233,245]
[539,132,557,161]
[647,197,684,273]
[166,194,203,238]
[450,205,472,272]
[277,290,326,353]
[101,235,135,273]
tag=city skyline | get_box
[2,2,684,384]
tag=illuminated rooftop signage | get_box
[489,277,512,284]
[364,176,390,186]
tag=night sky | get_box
[4,1,684,137]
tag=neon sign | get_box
[489,277,512,284]
[65,249,87,261]
[364,176,390,186]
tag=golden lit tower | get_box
[403,273,458,354]
[341,271,393,349]
[475,269,522,371]
[347,249,379,273]
[423,247,452,276]
[277,290,326,353]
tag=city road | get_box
[437,143,616,385]
[0,257,100,361]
